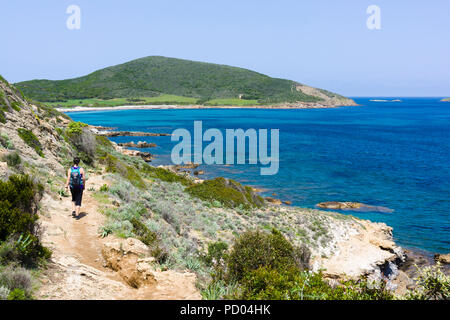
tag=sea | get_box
[67,98,450,255]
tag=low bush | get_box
[65,121,88,137]
[101,154,146,189]
[201,241,229,267]
[186,177,264,209]
[10,101,21,112]
[141,163,193,186]
[0,134,14,149]
[130,217,158,247]
[226,229,310,282]
[2,151,22,168]
[17,128,44,157]
[406,263,449,300]
[0,175,50,266]
[0,265,33,299]
[235,267,394,300]
[99,184,109,192]
[66,122,96,165]
[7,288,26,300]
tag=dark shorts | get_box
[70,187,84,206]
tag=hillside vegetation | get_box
[15,56,354,106]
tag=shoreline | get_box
[100,126,447,262]
[57,102,358,113]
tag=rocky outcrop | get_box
[434,253,450,264]
[99,131,171,137]
[117,141,157,148]
[316,219,406,282]
[174,163,200,170]
[265,197,282,205]
[120,149,153,162]
[317,201,393,213]
[102,238,156,288]
[295,84,358,107]
[0,79,71,177]
[102,238,200,299]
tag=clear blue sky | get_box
[1,0,449,96]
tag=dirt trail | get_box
[37,172,201,300]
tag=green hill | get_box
[15,56,355,107]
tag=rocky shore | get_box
[117,141,157,148]
[79,111,448,296]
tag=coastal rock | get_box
[265,197,282,205]
[100,131,171,137]
[317,201,364,210]
[117,141,157,148]
[283,200,292,205]
[174,163,200,170]
[193,170,204,176]
[317,219,406,281]
[316,201,393,213]
[434,253,450,264]
[121,149,153,162]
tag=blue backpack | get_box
[70,167,83,188]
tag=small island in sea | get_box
[441,98,450,101]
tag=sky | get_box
[0,0,449,97]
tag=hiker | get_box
[65,157,86,219]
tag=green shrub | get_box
[95,135,113,149]
[202,241,228,267]
[0,134,14,149]
[0,265,33,299]
[130,217,158,247]
[2,151,21,168]
[0,110,5,124]
[55,127,64,137]
[235,267,394,300]
[65,121,88,137]
[7,288,26,300]
[186,177,264,209]
[141,163,193,186]
[10,101,20,112]
[0,175,49,266]
[237,266,302,300]
[226,229,310,281]
[65,123,96,165]
[102,154,146,189]
[99,184,109,192]
[17,128,44,157]
[406,263,449,300]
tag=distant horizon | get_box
[6,55,449,99]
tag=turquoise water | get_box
[67,98,450,253]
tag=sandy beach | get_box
[56,103,356,112]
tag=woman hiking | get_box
[65,157,86,219]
